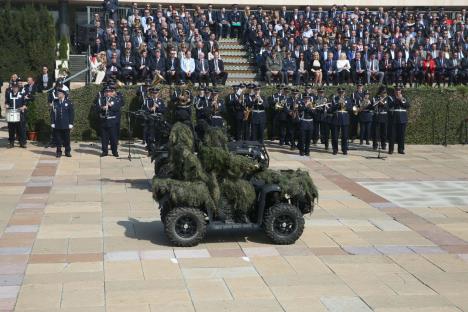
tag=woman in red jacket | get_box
[423,54,436,85]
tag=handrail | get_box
[46,66,90,93]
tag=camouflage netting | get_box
[152,122,317,218]
[152,177,216,211]
[254,169,318,205]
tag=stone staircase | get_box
[218,38,257,86]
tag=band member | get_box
[144,88,166,154]
[210,90,225,128]
[229,84,246,141]
[316,88,331,150]
[272,85,287,145]
[137,78,153,109]
[248,86,266,143]
[331,88,352,155]
[304,85,320,145]
[5,82,27,148]
[351,83,365,142]
[388,87,410,154]
[358,91,373,145]
[243,84,256,140]
[195,87,211,138]
[371,86,389,151]
[174,89,192,125]
[299,96,314,156]
[51,88,74,157]
[288,89,302,150]
[97,85,122,157]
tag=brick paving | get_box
[1,121,468,311]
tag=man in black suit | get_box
[435,52,447,86]
[380,53,393,85]
[165,50,180,85]
[37,66,54,93]
[351,52,367,84]
[217,7,231,38]
[120,48,136,85]
[150,49,166,82]
[323,52,337,86]
[209,51,228,86]
[92,37,106,56]
[196,52,210,86]
[393,51,407,86]
[136,50,151,81]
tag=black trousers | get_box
[372,121,387,149]
[331,124,349,153]
[101,123,118,154]
[210,72,228,85]
[320,122,331,148]
[278,120,288,145]
[288,121,299,147]
[312,120,320,144]
[251,122,265,143]
[234,118,243,141]
[389,123,407,153]
[299,121,314,154]
[53,128,71,153]
[350,114,359,140]
[8,121,26,145]
[359,122,371,143]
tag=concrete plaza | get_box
[1,121,468,311]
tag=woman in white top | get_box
[310,52,323,85]
[336,52,351,84]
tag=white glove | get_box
[69,124,73,129]
[51,124,55,128]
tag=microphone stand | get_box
[119,110,141,161]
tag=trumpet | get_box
[338,96,346,112]
[275,99,286,111]
[212,95,220,114]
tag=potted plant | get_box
[26,101,39,141]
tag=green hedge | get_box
[30,84,468,144]
[0,1,56,80]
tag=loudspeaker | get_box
[76,24,97,46]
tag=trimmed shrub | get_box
[29,84,468,144]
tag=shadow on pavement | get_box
[101,178,152,191]
[117,217,273,247]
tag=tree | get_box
[0,0,55,81]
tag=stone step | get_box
[222,57,251,64]
[220,50,248,57]
[218,38,241,43]
[225,78,257,85]
[225,65,257,72]
[218,45,245,51]
[227,72,257,79]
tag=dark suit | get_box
[120,54,136,83]
[392,58,407,84]
[151,57,166,76]
[388,95,410,154]
[209,58,228,85]
[165,57,180,84]
[196,59,210,86]
[37,73,55,93]
[136,55,151,80]
[351,59,367,84]
[435,57,447,85]
[323,59,337,85]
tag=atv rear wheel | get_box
[263,203,304,245]
[165,207,207,247]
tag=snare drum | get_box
[6,109,21,123]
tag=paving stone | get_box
[140,249,174,260]
[0,274,23,286]
[343,246,381,255]
[0,285,20,299]
[242,247,280,257]
[174,249,210,259]
[321,296,373,312]
[4,225,39,233]
[0,247,32,255]
[375,246,415,255]
[105,251,140,262]
[410,246,446,254]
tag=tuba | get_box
[152,72,166,85]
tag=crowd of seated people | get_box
[245,5,467,86]
[92,2,235,86]
[94,2,468,87]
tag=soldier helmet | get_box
[338,87,345,93]
[378,85,387,94]
[318,87,325,93]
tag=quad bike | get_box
[158,176,312,247]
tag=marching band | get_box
[2,79,410,158]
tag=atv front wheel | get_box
[263,203,304,245]
[165,207,207,247]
